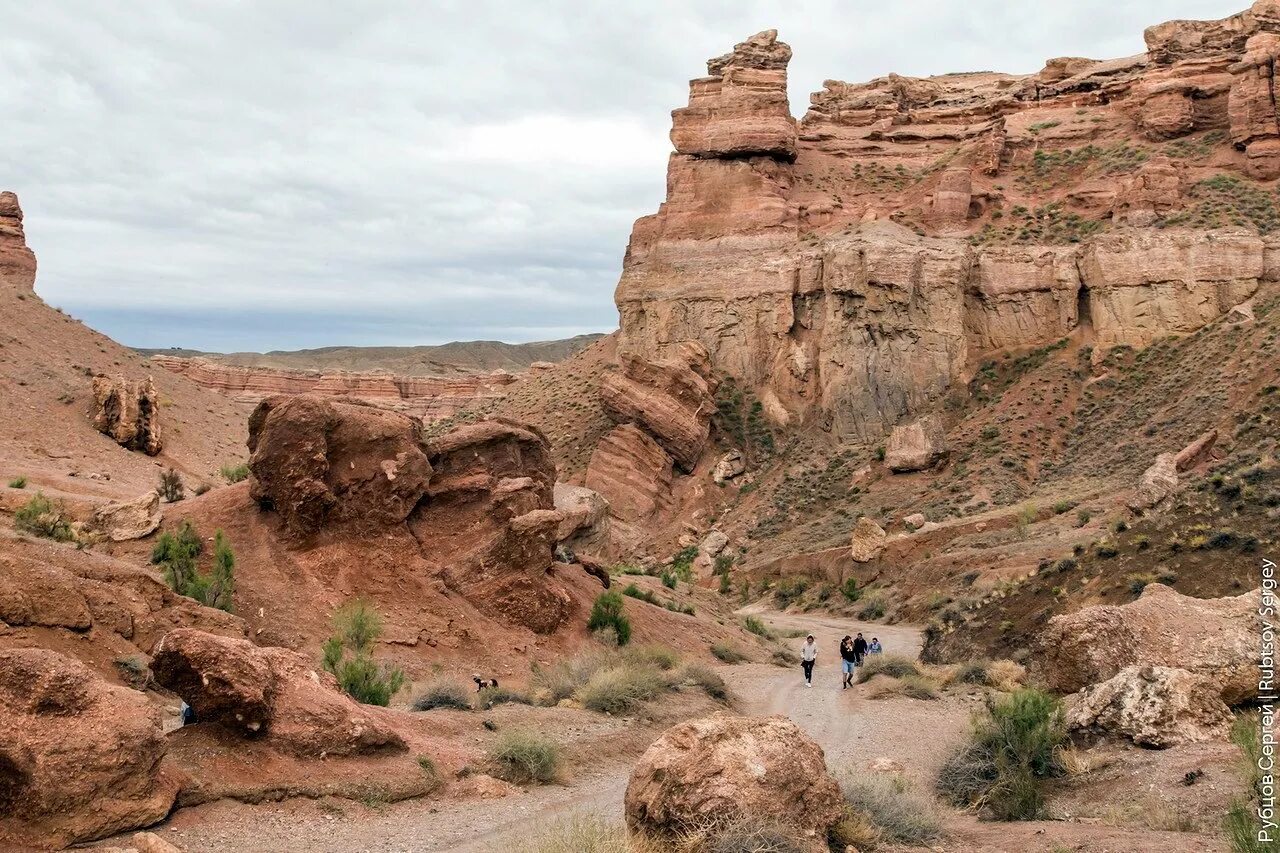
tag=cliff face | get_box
[151,354,519,423]
[615,5,1280,440]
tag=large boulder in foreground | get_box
[0,648,178,849]
[600,343,718,472]
[247,394,433,536]
[92,375,163,455]
[1036,584,1260,704]
[625,713,844,851]
[884,414,948,473]
[1066,664,1232,748]
[151,628,406,758]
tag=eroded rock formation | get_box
[1066,664,1232,747]
[92,375,163,455]
[0,191,36,291]
[0,648,179,849]
[615,5,1280,441]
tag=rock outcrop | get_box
[599,343,718,472]
[1066,664,1232,747]
[849,516,887,563]
[151,628,406,758]
[247,395,433,537]
[0,648,179,849]
[0,191,36,291]
[152,355,518,424]
[553,482,610,549]
[613,6,1278,442]
[884,414,949,473]
[1036,583,1261,704]
[712,449,746,483]
[88,491,163,541]
[1127,452,1179,511]
[586,424,675,525]
[624,713,844,851]
[92,375,163,455]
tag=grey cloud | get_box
[2,0,1244,350]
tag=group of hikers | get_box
[799,632,882,688]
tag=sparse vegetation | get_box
[7,476,27,489]
[220,462,250,483]
[157,468,184,502]
[857,655,921,683]
[1225,712,1268,853]
[710,642,747,664]
[840,774,942,845]
[14,492,74,542]
[489,729,561,785]
[412,680,473,711]
[586,591,632,646]
[322,598,405,706]
[151,522,235,611]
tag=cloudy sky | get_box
[3,0,1243,351]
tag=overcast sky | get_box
[2,0,1243,351]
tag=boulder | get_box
[1036,584,1261,704]
[712,450,746,484]
[92,375,163,455]
[151,628,406,758]
[850,516,887,562]
[0,648,179,849]
[1066,665,1232,748]
[89,491,162,541]
[1174,428,1218,471]
[552,482,609,544]
[600,345,718,472]
[903,512,927,530]
[247,394,433,536]
[624,713,844,850]
[1128,452,1178,511]
[884,415,948,473]
[700,530,730,558]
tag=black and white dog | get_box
[472,674,499,691]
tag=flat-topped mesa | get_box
[0,191,37,291]
[671,29,797,160]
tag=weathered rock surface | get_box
[712,449,746,483]
[88,491,163,541]
[1175,428,1218,470]
[1037,583,1261,704]
[624,713,844,850]
[884,414,949,473]
[151,628,406,757]
[849,516,887,563]
[153,354,519,424]
[1066,664,1232,747]
[1127,452,1179,511]
[0,648,179,849]
[586,424,675,524]
[247,394,433,537]
[600,344,717,472]
[92,375,163,455]
[552,482,610,546]
[0,191,36,291]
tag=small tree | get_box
[586,590,631,646]
[152,522,235,612]
[323,598,405,706]
[207,531,235,611]
[157,468,184,502]
[14,492,74,542]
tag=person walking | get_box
[868,637,883,655]
[853,632,869,667]
[800,635,818,687]
[840,635,856,688]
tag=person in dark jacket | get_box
[839,635,857,688]
[852,632,869,666]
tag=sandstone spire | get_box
[0,191,37,291]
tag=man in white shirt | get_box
[800,635,818,687]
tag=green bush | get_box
[7,476,26,489]
[660,571,677,590]
[152,522,234,611]
[219,462,250,483]
[773,578,808,608]
[411,680,473,711]
[14,492,73,542]
[621,583,659,605]
[489,730,561,784]
[710,642,747,664]
[1224,712,1269,853]
[743,615,773,638]
[157,468,184,502]
[840,577,861,601]
[857,655,921,683]
[586,591,631,646]
[858,594,887,620]
[322,598,405,706]
[937,688,1066,820]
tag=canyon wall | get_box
[151,354,519,423]
[616,7,1280,440]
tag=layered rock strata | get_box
[0,191,36,291]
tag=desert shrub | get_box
[509,815,633,853]
[710,643,747,664]
[192,481,212,496]
[952,659,995,686]
[412,680,473,711]
[530,652,607,704]
[7,476,26,489]
[937,688,1066,820]
[1128,572,1158,595]
[858,594,887,620]
[1225,712,1269,853]
[743,615,774,638]
[771,646,799,666]
[489,729,560,784]
[840,577,861,601]
[704,822,809,853]
[867,674,939,700]
[857,655,921,683]
[576,663,669,714]
[14,492,74,542]
[219,462,250,483]
[1051,499,1072,515]
[660,571,677,589]
[151,524,234,611]
[682,663,731,703]
[665,600,696,616]
[772,578,808,608]
[322,598,405,706]
[622,583,659,605]
[157,468,184,502]
[841,774,942,845]
[671,546,698,581]
[1075,509,1091,527]
[586,591,631,646]
[1095,542,1119,559]
[478,686,533,707]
